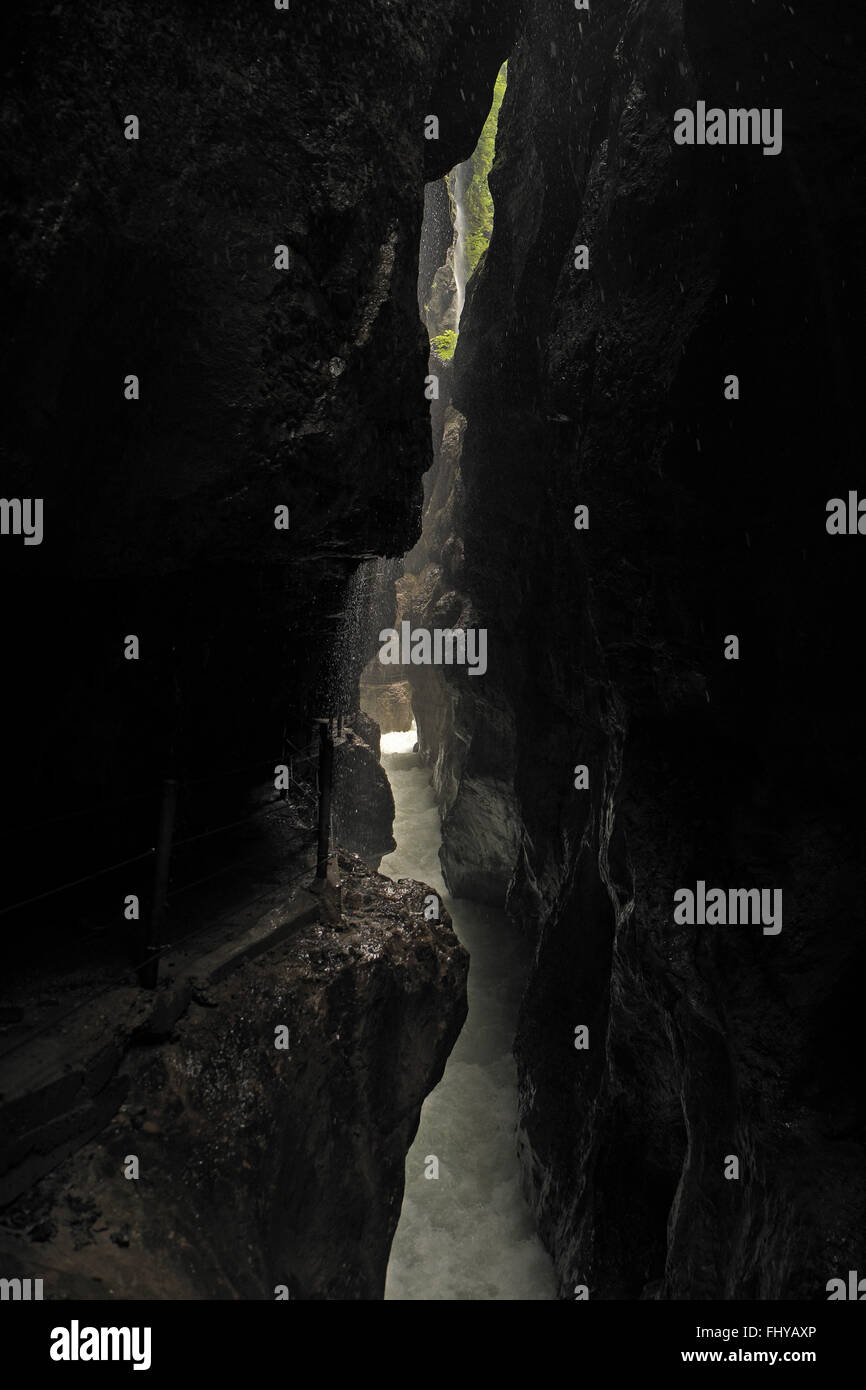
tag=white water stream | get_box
[381,727,556,1300]
[452,163,470,322]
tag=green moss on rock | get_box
[431,328,458,361]
[463,63,507,282]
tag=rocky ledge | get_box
[0,853,467,1300]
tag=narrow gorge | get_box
[1,0,864,1311]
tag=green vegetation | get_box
[462,62,507,282]
[431,328,458,362]
[426,65,507,363]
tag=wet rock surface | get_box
[360,676,415,735]
[0,854,468,1299]
[333,717,396,871]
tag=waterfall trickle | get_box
[381,729,556,1300]
[451,162,470,323]
[326,556,399,716]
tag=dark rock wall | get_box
[419,0,866,1296]
[0,0,521,906]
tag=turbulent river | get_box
[380,728,555,1301]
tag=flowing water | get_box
[326,556,399,714]
[380,727,556,1300]
[451,162,470,322]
